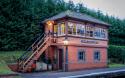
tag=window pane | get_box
[68,22,73,34]
[94,28,101,38]
[54,25,57,33]
[86,25,94,37]
[58,24,61,35]
[101,29,107,38]
[73,24,76,35]
[94,51,100,61]
[94,27,107,39]
[76,24,85,36]
[77,25,81,35]
[78,51,85,61]
[61,23,65,35]
[57,23,65,36]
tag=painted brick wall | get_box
[67,46,107,71]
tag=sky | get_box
[65,0,125,19]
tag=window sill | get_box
[67,35,108,41]
[54,34,108,41]
[94,60,100,63]
[78,60,86,64]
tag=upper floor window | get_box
[76,24,85,36]
[94,27,101,38]
[101,29,107,38]
[94,27,107,39]
[68,22,76,35]
[68,22,85,36]
[86,25,94,37]
[78,50,85,61]
[58,23,65,36]
[94,51,100,61]
[54,25,57,34]
[56,21,107,39]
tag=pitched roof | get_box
[42,10,110,26]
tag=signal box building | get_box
[18,10,110,72]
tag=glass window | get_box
[78,51,85,61]
[58,23,65,36]
[76,24,85,36]
[54,25,58,36]
[73,24,76,35]
[94,27,101,38]
[61,23,65,35]
[68,22,76,35]
[58,24,61,35]
[86,25,94,37]
[66,22,108,39]
[101,29,107,38]
[76,24,81,35]
[94,51,100,61]
[94,27,107,39]
[54,25,57,33]
[68,22,85,36]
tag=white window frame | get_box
[78,50,86,61]
[94,50,101,62]
[57,22,65,36]
[76,24,85,37]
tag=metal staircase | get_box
[18,33,51,72]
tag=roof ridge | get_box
[42,10,110,26]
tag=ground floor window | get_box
[78,50,85,61]
[94,51,101,61]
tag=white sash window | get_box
[58,23,65,36]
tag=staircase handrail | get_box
[18,33,45,61]
[23,35,49,68]
[20,33,47,63]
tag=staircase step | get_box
[18,34,51,72]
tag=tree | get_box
[0,0,125,51]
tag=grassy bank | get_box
[0,51,24,74]
[0,51,24,62]
[0,61,15,74]
[109,63,125,68]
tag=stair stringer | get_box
[22,37,51,72]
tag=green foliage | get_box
[0,0,125,51]
[0,0,41,50]
[108,45,125,64]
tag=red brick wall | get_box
[48,45,108,71]
[67,46,107,71]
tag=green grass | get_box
[0,51,24,74]
[0,51,25,65]
[0,60,15,74]
[109,63,125,68]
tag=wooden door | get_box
[58,49,63,70]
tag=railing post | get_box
[18,33,51,72]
